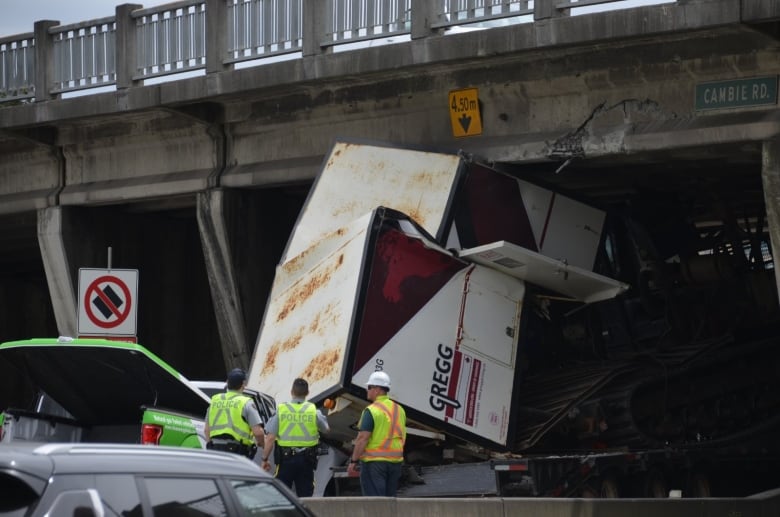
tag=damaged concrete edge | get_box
[624,118,780,153]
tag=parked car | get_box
[0,442,317,516]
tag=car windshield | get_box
[198,387,223,398]
[230,479,305,516]
[36,392,74,418]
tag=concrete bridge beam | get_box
[37,206,78,336]
[197,189,250,371]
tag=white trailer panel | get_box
[247,212,373,404]
[459,241,629,303]
[283,142,463,262]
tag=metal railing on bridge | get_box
[0,0,670,103]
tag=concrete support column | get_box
[37,207,78,337]
[33,20,59,101]
[116,4,142,89]
[206,0,230,74]
[303,0,329,57]
[410,0,441,40]
[762,139,780,302]
[197,189,250,370]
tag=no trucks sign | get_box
[77,268,138,337]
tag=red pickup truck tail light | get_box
[141,424,163,445]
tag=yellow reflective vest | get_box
[207,391,254,445]
[361,395,406,463]
[277,401,319,447]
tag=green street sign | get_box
[695,76,778,111]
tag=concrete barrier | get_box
[302,490,780,517]
[398,498,504,517]
[302,496,397,517]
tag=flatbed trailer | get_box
[328,447,780,499]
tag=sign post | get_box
[78,268,139,339]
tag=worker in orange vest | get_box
[347,371,406,496]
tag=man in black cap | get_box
[204,368,265,458]
[261,378,329,496]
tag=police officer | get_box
[204,368,265,458]
[261,378,329,497]
[346,371,406,496]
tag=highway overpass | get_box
[1,0,779,400]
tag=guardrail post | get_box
[33,20,58,101]
[303,0,329,56]
[534,0,568,20]
[206,0,230,73]
[116,4,142,89]
[410,0,440,40]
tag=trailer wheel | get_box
[641,469,669,498]
[686,471,712,498]
[599,475,621,498]
[322,478,337,497]
[582,474,621,498]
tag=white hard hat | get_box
[366,371,391,389]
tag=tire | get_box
[686,471,712,498]
[642,468,669,498]
[599,474,621,498]
[582,474,621,498]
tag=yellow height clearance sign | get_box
[449,88,482,137]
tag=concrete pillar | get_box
[206,0,230,74]
[761,139,780,302]
[33,20,59,101]
[410,0,441,40]
[115,4,142,89]
[37,206,77,337]
[197,189,250,370]
[303,0,329,57]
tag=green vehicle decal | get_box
[142,408,204,448]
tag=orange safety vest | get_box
[361,395,406,463]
